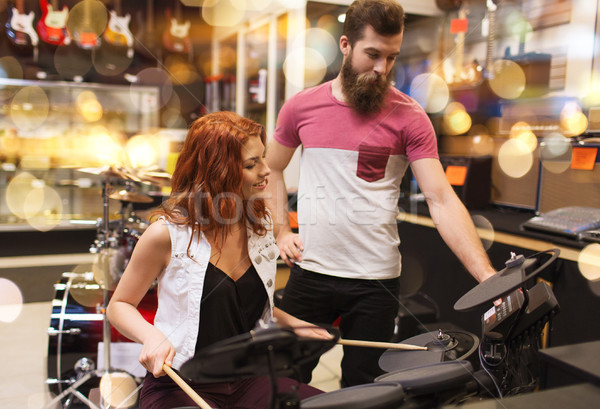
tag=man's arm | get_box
[265,139,304,266]
[410,158,496,282]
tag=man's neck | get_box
[331,76,346,103]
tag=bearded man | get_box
[266,0,496,387]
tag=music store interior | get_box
[1,0,600,408]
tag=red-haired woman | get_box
[107,111,327,409]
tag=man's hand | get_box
[277,230,304,267]
[293,324,334,340]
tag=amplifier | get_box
[491,138,541,210]
[440,155,492,209]
[538,142,600,213]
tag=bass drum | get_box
[47,271,157,400]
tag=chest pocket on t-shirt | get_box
[356,144,391,182]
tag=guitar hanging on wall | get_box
[5,0,40,61]
[102,0,134,58]
[68,0,103,50]
[442,0,482,88]
[36,0,70,46]
[162,0,193,61]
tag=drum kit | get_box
[44,168,562,409]
[174,249,562,409]
[46,165,168,409]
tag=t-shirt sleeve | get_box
[404,102,439,162]
[273,96,302,148]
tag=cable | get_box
[478,342,504,398]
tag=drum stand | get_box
[46,178,115,409]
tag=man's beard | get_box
[340,54,392,115]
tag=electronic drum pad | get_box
[454,249,560,311]
[379,329,479,373]
[180,324,339,382]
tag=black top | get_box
[195,262,268,352]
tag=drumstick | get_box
[338,338,428,351]
[163,364,213,409]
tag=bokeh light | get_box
[248,0,275,11]
[85,126,126,166]
[470,126,495,156]
[0,56,23,79]
[0,278,23,323]
[66,0,108,44]
[488,59,526,100]
[202,0,246,27]
[92,249,122,291]
[442,102,472,135]
[561,102,588,136]
[132,68,173,111]
[300,28,339,65]
[92,42,134,77]
[126,134,160,168]
[578,244,600,281]
[540,133,572,174]
[76,91,104,122]
[283,48,327,89]
[472,215,495,251]
[54,42,94,80]
[24,184,63,232]
[9,86,50,132]
[510,121,538,152]
[6,172,40,219]
[497,138,534,178]
[69,268,104,307]
[409,73,450,114]
[100,372,139,408]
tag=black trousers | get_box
[280,264,400,387]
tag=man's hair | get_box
[343,0,405,46]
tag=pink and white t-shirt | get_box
[273,81,438,279]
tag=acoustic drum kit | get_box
[46,165,169,409]
[44,162,563,409]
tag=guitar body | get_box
[442,3,482,89]
[37,0,69,46]
[103,11,133,48]
[72,28,100,50]
[5,7,38,47]
[162,17,192,54]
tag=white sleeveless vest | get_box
[153,219,278,370]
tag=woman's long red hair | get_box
[154,111,269,252]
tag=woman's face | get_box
[241,136,270,200]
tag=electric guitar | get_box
[68,0,103,50]
[162,1,192,58]
[5,0,39,59]
[443,1,482,87]
[36,0,70,46]
[102,0,134,58]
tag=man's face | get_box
[340,25,403,115]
